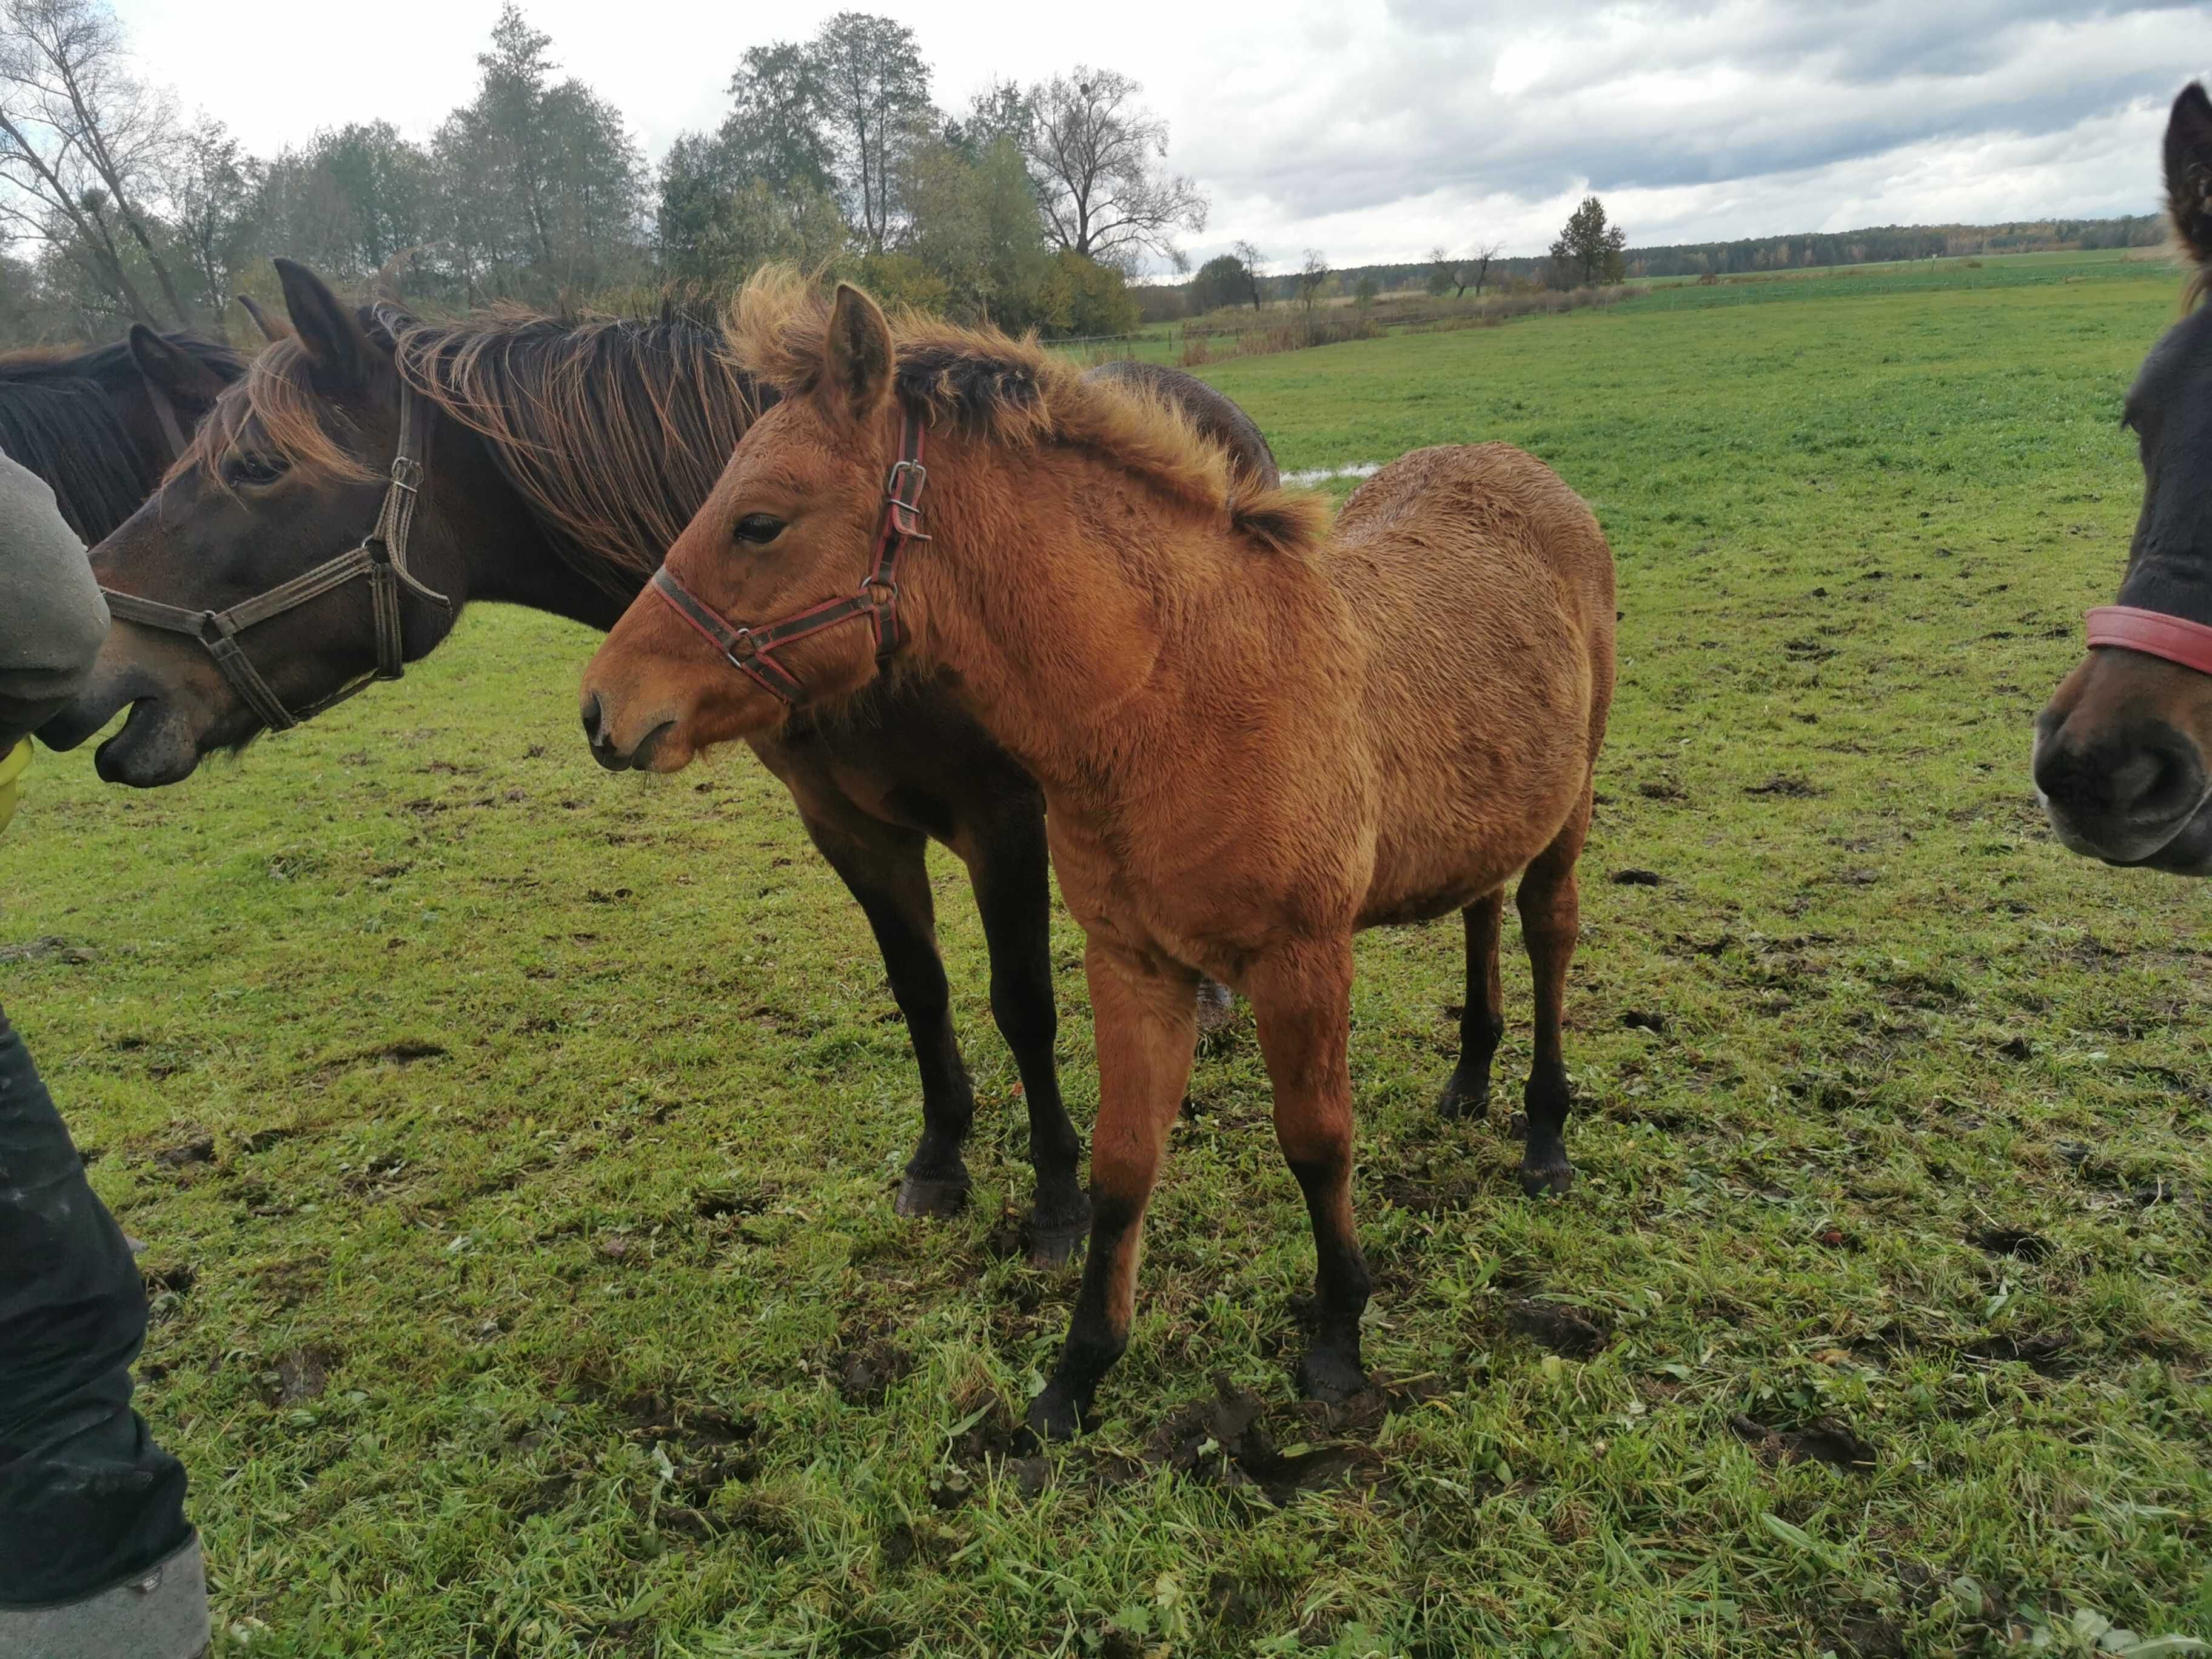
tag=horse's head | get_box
[2034,83,2212,875]
[580,282,904,773]
[40,260,471,786]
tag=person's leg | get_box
[0,1004,205,1657]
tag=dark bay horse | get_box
[0,329,246,542]
[40,259,1275,1267]
[2036,82,2212,874]
[580,277,1615,1435]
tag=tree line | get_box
[0,0,1208,346]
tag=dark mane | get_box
[0,332,244,543]
[188,306,766,600]
[392,308,766,595]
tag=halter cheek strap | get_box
[2085,605,2212,679]
[98,380,451,732]
[649,409,928,706]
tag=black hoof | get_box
[1437,1076,1489,1122]
[1026,1386,1086,1442]
[1519,1162,1574,1198]
[896,1172,971,1219]
[1027,1195,1090,1270]
[1296,1347,1369,1404]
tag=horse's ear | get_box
[820,283,893,423]
[273,257,379,394]
[127,324,228,417]
[235,293,288,343]
[2167,82,2212,270]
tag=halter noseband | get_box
[2085,605,2212,679]
[99,380,451,732]
[648,408,928,705]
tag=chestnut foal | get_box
[581,278,1616,1436]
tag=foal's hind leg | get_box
[1249,939,1372,1401]
[798,813,977,1216]
[1438,890,1507,1120]
[964,799,1090,1268]
[1516,789,1593,1196]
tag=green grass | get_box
[10,253,2212,1658]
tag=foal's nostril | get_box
[628,720,676,771]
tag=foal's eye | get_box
[223,451,290,488]
[732,514,785,546]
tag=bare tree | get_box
[1023,67,1205,273]
[1230,238,1264,310]
[1295,248,1327,313]
[1459,238,1503,298]
[1427,244,1454,297]
[0,0,193,326]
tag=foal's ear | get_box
[820,283,893,423]
[127,325,229,417]
[273,257,380,395]
[2166,82,2212,271]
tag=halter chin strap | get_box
[649,407,928,705]
[99,380,452,732]
[2085,605,2212,679]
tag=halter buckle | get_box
[726,626,759,661]
[389,455,422,495]
[886,458,927,495]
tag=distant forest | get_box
[1160,216,2171,316]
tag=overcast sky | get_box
[113,0,2212,273]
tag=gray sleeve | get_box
[0,452,109,749]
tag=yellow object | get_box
[0,739,27,836]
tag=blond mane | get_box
[729,268,1328,558]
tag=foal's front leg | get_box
[1248,938,1372,1401]
[1028,939,1198,1440]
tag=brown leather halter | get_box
[648,408,928,705]
[98,380,452,732]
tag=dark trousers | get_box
[0,1004,191,1607]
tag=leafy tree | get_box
[1022,67,1205,273]
[1549,196,1626,289]
[1228,240,1264,309]
[1033,249,1137,337]
[1189,252,1247,315]
[655,132,842,291]
[1354,272,1378,309]
[432,3,645,303]
[950,77,1032,159]
[1295,248,1327,313]
[897,133,1048,326]
[810,12,931,255]
[1426,247,1453,297]
[167,121,258,328]
[720,41,836,197]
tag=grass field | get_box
[10,250,2212,1657]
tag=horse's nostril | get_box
[580,691,604,748]
[2039,722,2207,825]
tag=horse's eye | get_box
[733,514,785,546]
[223,452,289,488]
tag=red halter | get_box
[649,410,928,705]
[2085,605,2212,679]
